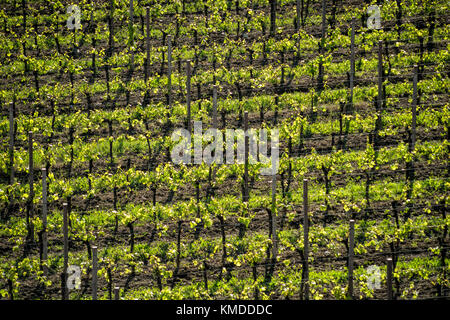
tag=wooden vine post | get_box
[171,218,183,289]
[92,246,98,300]
[145,6,150,82]
[386,257,393,300]
[212,86,218,129]
[243,111,249,202]
[9,102,14,185]
[302,179,309,300]
[317,0,326,92]
[271,173,278,263]
[270,0,277,37]
[348,17,356,114]
[377,40,383,112]
[22,0,26,34]
[411,65,418,151]
[128,0,135,69]
[114,287,120,300]
[186,60,192,133]
[62,203,69,300]
[211,85,218,182]
[27,131,34,245]
[42,168,48,277]
[348,219,355,299]
[375,40,383,152]
[321,0,327,44]
[167,35,173,108]
[108,0,115,56]
[6,101,15,222]
[406,65,418,219]
[91,37,97,81]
